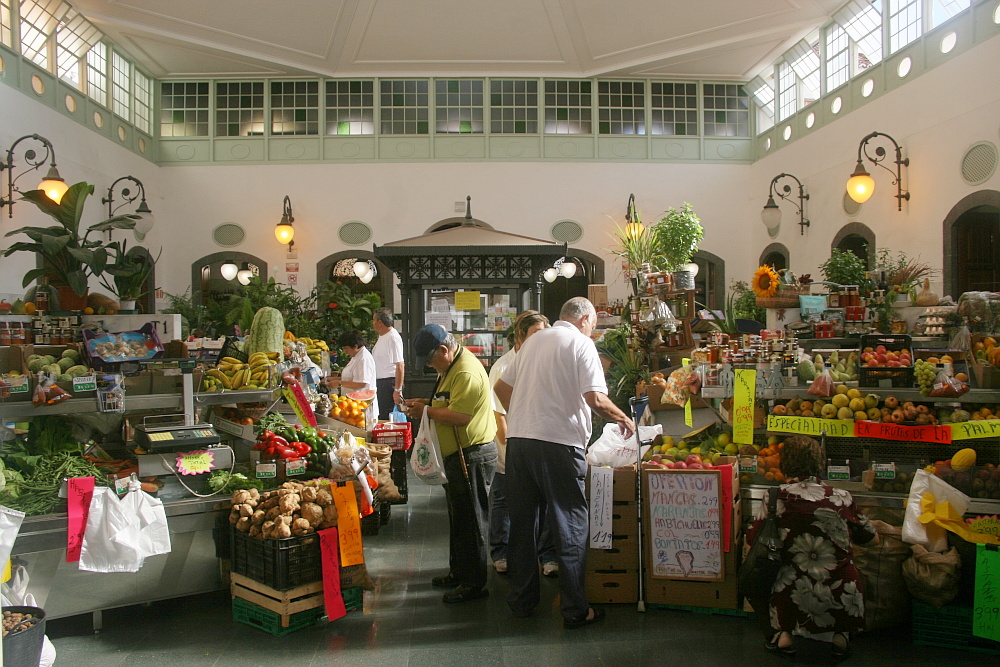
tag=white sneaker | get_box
[542,561,559,577]
[493,558,507,573]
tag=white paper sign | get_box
[589,466,614,550]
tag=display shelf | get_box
[0,388,278,419]
[776,387,998,403]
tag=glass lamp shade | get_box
[624,221,645,240]
[133,212,155,235]
[275,221,295,244]
[360,269,375,284]
[559,260,577,279]
[220,260,239,281]
[353,260,372,279]
[237,263,253,286]
[682,262,700,277]
[543,267,558,283]
[846,161,875,204]
[38,168,68,204]
[761,198,782,233]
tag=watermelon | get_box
[347,389,376,401]
[245,306,285,362]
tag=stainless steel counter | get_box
[11,495,231,620]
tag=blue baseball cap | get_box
[413,323,448,366]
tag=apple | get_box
[866,358,879,367]
[888,360,901,367]
[686,454,703,466]
[688,463,704,469]
[876,353,888,364]
[886,351,898,361]
[876,345,887,355]
[673,461,687,469]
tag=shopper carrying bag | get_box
[410,408,448,485]
[740,487,781,600]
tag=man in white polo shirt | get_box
[371,307,404,420]
[494,296,635,629]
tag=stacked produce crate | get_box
[585,467,640,603]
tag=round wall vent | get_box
[842,192,862,216]
[550,220,583,243]
[338,221,373,246]
[213,223,246,247]
[961,142,999,185]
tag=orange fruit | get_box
[772,471,784,482]
[764,472,775,481]
[24,302,36,314]
[83,307,95,315]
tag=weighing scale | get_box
[133,414,233,477]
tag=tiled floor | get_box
[47,409,992,666]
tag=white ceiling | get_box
[69,0,842,80]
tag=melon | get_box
[245,306,285,362]
[347,389,377,401]
[952,448,977,471]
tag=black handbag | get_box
[739,487,782,600]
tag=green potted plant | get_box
[872,248,934,303]
[608,216,664,296]
[652,203,703,289]
[819,248,868,288]
[1,182,138,309]
[98,240,159,311]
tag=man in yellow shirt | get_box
[404,323,497,603]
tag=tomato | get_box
[240,417,255,425]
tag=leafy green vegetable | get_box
[27,416,84,457]
[207,470,262,493]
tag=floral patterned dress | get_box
[746,476,877,638]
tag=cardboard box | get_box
[719,397,767,429]
[585,569,638,604]
[635,382,708,412]
[644,537,743,609]
[587,531,639,570]
[586,465,637,502]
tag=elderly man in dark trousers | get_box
[404,323,498,603]
[494,297,635,628]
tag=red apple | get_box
[876,345,887,355]
[688,463,704,469]
[866,358,879,367]
[888,360,901,367]
[673,461,687,469]
[686,454,703,466]
[877,353,888,364]
[886,351,898,361]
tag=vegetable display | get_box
[245,306,286,362]
[229,481,341,539]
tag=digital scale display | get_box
[134,425,220,452]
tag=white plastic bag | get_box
[587,423,662,467]
[80,487,144,573]
[122,479,171,560]
[410,409,448,485]
[902,469,970,552]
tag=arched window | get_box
[943,190,1000,296]
[539,250,605,323]
[191,252,268,306]
[316,251,392,311]
[832,223,875,269]
[691,250,724,310]
[759,243,789,272]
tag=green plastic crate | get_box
[912,602,1000,655]
[343,586,363,612]
[232,596,323,636]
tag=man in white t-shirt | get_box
[371,307,405,420]
[494,297,635,629]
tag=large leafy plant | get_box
[819,248,868,287]
[98,240,159,300]
[2,182,138,296]
[653,203,704,272]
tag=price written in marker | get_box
[732,369,757,445]
[175,450,215,475]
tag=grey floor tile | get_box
[408,645,505,667]
[503,641,605,666]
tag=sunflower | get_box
[752,265,780,297]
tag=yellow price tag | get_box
[682,358,693,428]
[766,415,856,438]
[732,369,756,445]
[950,420,1000,441]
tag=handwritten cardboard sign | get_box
[951,420,1000,441]
[333,483,364,567]
[854,420,952,443]
[66,477,95,563]
[767,415,855,437]
[732,369,756,446]
[283,382,317,427]
[589,467,614,550]
[645,469,723,582]
[973,544,1000,641]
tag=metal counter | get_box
[11,495,230,621]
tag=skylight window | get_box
[888,0,922,53]
[835,0,883,68]
[825,23,850,92]
[19,0,71,71]
[785,40,821,105]
[745,76,774,119]
[57,9,100,87]
[1,1,13,48]
[932,0,970,27]
[777,62,797,121]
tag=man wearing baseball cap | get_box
[404,323,498,603]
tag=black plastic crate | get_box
[361,497,382,536]
[860,334,912,353]
[858,366,915,388]
[219,336,249,363]
[912,602,1000,654]
[230,525,321,591]
[378,500,391,525]
[390,449,408,504]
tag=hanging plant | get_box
[752,265,780,298]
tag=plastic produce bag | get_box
[949,323,970,353]
[902,544,962,608]
[807,368,834,396]
[586,423,662,467]
[79,487,144,573]
[120,478,171,560]
[390,404,408,424]
[902,470,969,552]
[928,370,969,398]
[410,410,448,485]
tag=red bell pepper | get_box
[290,441,312,456]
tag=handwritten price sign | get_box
[732,369,756,445]
[333,483,365,567]
[175,450,215,475]
[589,467,614,550]
[66,477,95,562]
[973,544,1000,641]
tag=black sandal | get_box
[765,632,798,657]
[831,633,851,660]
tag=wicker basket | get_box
[756,288,805,308]
[234,402,271,421]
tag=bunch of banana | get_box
[200,353,280,391]
[296,337,329,365]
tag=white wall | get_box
[2,33,999,308]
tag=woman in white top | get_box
[325,330,378,424]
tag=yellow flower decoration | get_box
[752,265,780,297]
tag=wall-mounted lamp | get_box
[275,195,295,247]
[846,131,909,210]
[353,259,377,284]
[761,172,809,237]
[236,262,254,286]
[543,257,578,283]
[0,133,69,217]
[220,259,239,281]
[103,175,154,240]
[624,193,644,239]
